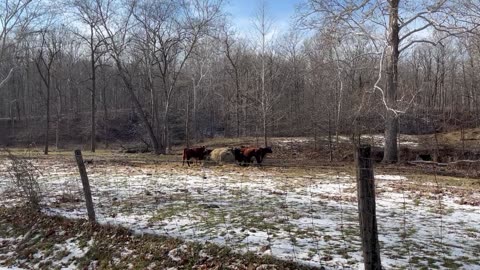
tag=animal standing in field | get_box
[233,148,249,165]
[240,147,255,163]
[201,149,213,163]
[240,146,273,164]
[203,149,213,157]
[182,146,211,166]
[256,147,273,163]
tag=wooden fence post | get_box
[355,145,382,269]
[74,149,96,223]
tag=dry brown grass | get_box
[0,206,320,270]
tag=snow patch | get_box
[1,158,479,269]
[376,174,408,181]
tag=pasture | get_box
[1,136,480,269]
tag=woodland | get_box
[1,0,480,162]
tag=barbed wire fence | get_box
[0,146,478,269]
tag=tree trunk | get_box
[236,76,240,138]
[44,74,50,155]
[115,58,161,154]
[328,109,333,162]
[90,26,96,153]
[10,101,15,140]
[261,50,267,147]
[91,49,96,153]
[263,109,268,147]
[162,100,170,154]
[55,116,59,150]
[146,54,158,146]
[55,84,61,150]
[383,0,400,163]
[193,81,197,142]
[101,70,109,149]
[185,88,190,148]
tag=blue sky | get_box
[225,0,303,38]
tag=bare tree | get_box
[0,0,41,145]
[35,29,62,155]
[221,25,249,137]
[253,0,273,147]
[70,0,107,152]
[0,0,37,87]
[278,30,308,135]
[5,0,480,163]
[299,0,478,163]
[186,37,215,146]
[92,0,164,154]
[132,0,223,153]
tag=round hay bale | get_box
[210,148,235,164]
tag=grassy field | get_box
[1,135,480,269]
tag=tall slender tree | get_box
[298,0,477,162]
[35,29,62,155]
[253,0,273,147]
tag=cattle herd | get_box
[182,146,273,166]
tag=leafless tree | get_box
[3,0,480,161]
[70,0,107,152]
[298,0,480,162]
[133,0,223,153]
[35,29,62,155]
[222,25,246,138]
[253,0,273,147]
[92,0,165,153]
[0,0,39,88]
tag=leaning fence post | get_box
[355,145,381,270]
[74,149,96,223]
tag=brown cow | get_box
[240,147,256,163]
[240,146,273,164]
[183,146,210,166]
[233,148,249,165]
[256,147,273,163]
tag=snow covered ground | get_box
[273,134,420,150]
[0,228,93,270]
[334,134,420,148]
[1,158,479,269]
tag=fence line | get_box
[0,147,478,269]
